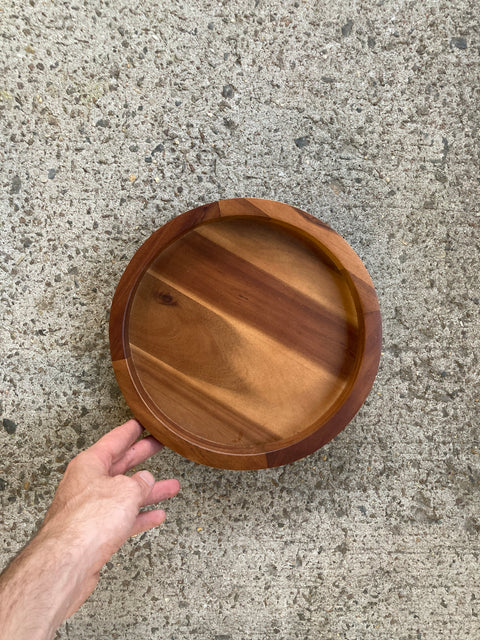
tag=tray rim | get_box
[109,197,382,469]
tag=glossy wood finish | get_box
[109,198,381,469]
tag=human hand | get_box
[0,419,180,640]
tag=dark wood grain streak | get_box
[109,198,382,469]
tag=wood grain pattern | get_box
[109,198,382,469]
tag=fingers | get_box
[110,436,164,476]
[130,478,181,535]
[129,474,179,537]
[130,509,166,537]
[140,478,180,508]
[91,419,144,467]
[131,471,180,507]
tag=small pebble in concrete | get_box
[450,37,467,50]
[3,418,17,434]
[222,84,234,99]
[294,136,310,148]
[10,175,21,194]
[341,19,354,37]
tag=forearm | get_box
[0,531,83,640]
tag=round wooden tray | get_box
[109,198,381,469]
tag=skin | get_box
[0,419,180,640]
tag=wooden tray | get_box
[109,198,381,469]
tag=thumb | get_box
[131,470,155,504]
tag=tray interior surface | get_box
[127,215,360,454]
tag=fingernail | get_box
[138,470,155,487]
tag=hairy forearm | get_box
[0,530,83,640]
[0,421,179,638]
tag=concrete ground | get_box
[1,0,479,638]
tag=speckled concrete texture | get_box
[1,0,479,638]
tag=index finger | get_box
[90,419,144,466]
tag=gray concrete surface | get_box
[1,0,479,638]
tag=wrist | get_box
[38,511,110,573]
[0,531,83,640]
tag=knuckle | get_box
[113,475,138,499]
